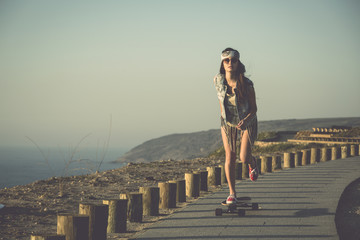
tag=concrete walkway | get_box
[133,156,360,240]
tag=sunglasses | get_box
[223,58,238,64]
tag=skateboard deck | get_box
[215,197,260,216]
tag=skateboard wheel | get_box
[215,208,223,216]
[252,203,259,210]
[238,209,245,217]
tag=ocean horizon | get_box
[0,146,127,189]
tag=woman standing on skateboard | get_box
[214,48,259,204]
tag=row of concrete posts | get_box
[30,144,360,240]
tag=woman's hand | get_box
[237,119,247,130]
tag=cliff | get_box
[116,117,360,163]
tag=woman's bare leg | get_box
[221,127,236,196]
[239,130,256,168]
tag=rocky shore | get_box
[0,156,224,240]
[0,155,359,240]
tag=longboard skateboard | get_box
[215,197,260,216]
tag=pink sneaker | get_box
[226,195,237,204]
[249,158,259,181]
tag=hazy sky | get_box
[1,0,359,149]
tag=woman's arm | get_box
[219,100,223,115]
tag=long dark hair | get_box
[219,47,247,100]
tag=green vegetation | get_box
[252,142,324,155]
[208,131,327,158]
[295,127,360,139]
[208,146,226,159]
[334,127,360,137]
[257,131,278,141]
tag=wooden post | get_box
[199,171,208,192]
[78,203,108,240]
[284,152,295,168]
[31,235,65,240]
[185,172,200,198]
[260,156,266,173]
[236,162,242,180]
[139,187,159,216]
[218,165,227,184]
[331,146,339,160]
[327,148,332,159]
[347,144,351,156]
[119,192,143,222]
[172,179,186,202]
[207,166,221,186]
[256,158,262,174]
[355,144,360,156]
[294,151,302,166]
[320,148,325,162]
[102,199,127,233]
[193,171,202,194]
[310,148,320,164]
[272,155,282,171]
[341,145,348,159]
[284,153,290,168]
[234,162,240,179]
[302,149,310,165]
[57,214,89,240]
[261,156,272,173]
[320,148,330,162]
[168,181,177,208]
[169,180,186,203]
[158,182,177,208]
[242,161,249,179]
[350,145,356,156]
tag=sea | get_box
[0,146,128,189]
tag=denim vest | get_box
[213,73,253,123]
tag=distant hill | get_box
[115,117,360,163]
[116,130,223,163]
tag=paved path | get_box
[133,156,360,240]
